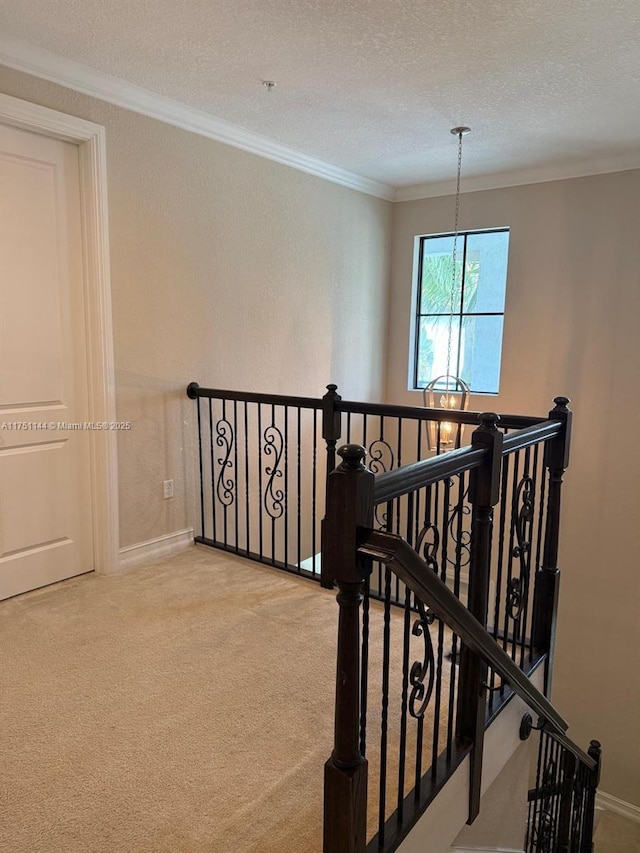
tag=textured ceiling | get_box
[1,0,639,194]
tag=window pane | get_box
[420,235,462,314]
[464,231,509,313]
[416,315,462,388]
[458,314,504,393]
[413,228,509,393]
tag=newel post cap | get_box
[337,444,367,471]
[552,396,571,411]
[477,411,500,431]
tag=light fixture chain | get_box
[445,130,465,396]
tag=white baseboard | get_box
[596,790,640,824]
[118,528,194,569]
[449,847,523,853]
[447,792,640,853]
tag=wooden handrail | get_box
[372,419,563,506]
[374,445,487,504]
[357,530,596,772]
[186,382,322,409]
[337,398,546,430]
[501,419,562,455]
[186,381,548,429]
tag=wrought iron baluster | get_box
[571,763,587,849]
[257,404,263,560]
[507,449,533,657]
[392,418,402,605]
[244,401,250,555]
[528,731,543,852]
[431,478,450,779]
[296,407,302,572]
[447,471,465,753]
[233,400,239,552]
[532,731,555,852]
[519,444,539,666]
[397,586,412,823]
[396,417,403,541]
[312,409,317,573]
[405,492,414,548]
[531,445,548,660]
[557,749,577,849]
[378,567,392,844]
[414,421,423,546]
[502,450,521,657]
[216,398,235,549]
[414,699,424,803]
[551,739,563,850]
[270,403,277,564]
[409,599,436,721]
[493,451,510,645]
[209,398,216,543]
[196,397,204,538]
[284,405,289,569]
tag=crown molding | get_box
[394,156,640,202]
[0,36,395,201]
[3,37,638,205]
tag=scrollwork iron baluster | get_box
[215,418,235,507]
[415,523,440,574]
[263,424,284,519]
[409,598,436,719]
[367,438,394,475]
[529,756,558,853]
[368,438,395,529]
[508,475,535,620]
[447,476,471,570]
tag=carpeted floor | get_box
[594,810,640,852]
[0,545,451,852]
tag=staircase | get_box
[321,406,600,853]
[186,383,600,853]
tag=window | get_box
[412,228,509,394]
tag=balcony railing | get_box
[186,384,600,852]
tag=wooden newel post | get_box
[581,740,602,853]
[322,444,374,853]
[532,396,572,696]
[456,412,503,823]
[323,384,342,477]
[321,385,343,589]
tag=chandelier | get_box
[424,127,472,451]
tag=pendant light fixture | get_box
[424,127,472,452]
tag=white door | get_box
[0,123,94,600]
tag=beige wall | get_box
[451,742,530,850]
[0,65,392,549]
[2,62,638,811]
[388,171,640,807]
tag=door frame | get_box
[0,92,119,573]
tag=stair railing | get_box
[526,728,601,853]
[186,381,547,602]
[322,399,600,853]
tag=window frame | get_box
[411,226,509,395]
